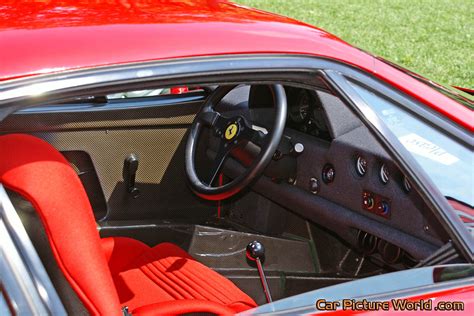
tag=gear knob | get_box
[245,240,272,303]
[246,241,265,261]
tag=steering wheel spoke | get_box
[207,141,231,186]
[240,126,267,147]
[197,110,227,128]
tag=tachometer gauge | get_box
[312,102,328,132]
[355,155,368,177]
[289,90,310,123]
[380,163,390,184]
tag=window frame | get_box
[322,69,473,261]
[0,54,471,260]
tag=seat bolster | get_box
[0,134,122,316]
[101,237,150,275]
[132,299,235,316]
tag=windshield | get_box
[349,81,473,231]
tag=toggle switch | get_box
[123,154,140,199]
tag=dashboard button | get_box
[363,192,375,209]
[293,143,305,155]
[309,177,320,194]
[378,201,390,216]
[362,190,391,218]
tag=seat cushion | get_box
[101,237,257,313]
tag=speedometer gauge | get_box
[289,90,310,123]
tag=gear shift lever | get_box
[246,241,272,303]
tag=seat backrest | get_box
[0,134,121,315]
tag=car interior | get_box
[0,79,458,314]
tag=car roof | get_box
[0,0,375,80]
[0,0,472,130]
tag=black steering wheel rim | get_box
[185,84,287,200]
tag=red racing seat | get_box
[0,134,256,315]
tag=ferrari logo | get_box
[225,123,238,140]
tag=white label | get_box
[398,133,459,165]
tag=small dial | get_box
[311,100,328,132]
[355,156,368,176]
[363,193,375,209]
[380,164,389,184]
[403,176,411,193]
[322,164,336,184]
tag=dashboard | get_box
[244,85,448,265]
[244,122,449,266]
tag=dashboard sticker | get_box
[381,108,403,127]
[398,133,459,165]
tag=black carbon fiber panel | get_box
[29,128,215,221]
[0,95,218,221]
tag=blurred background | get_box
[237,0,473,88]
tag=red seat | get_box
[102,237,256,313]
[0,134,256,315]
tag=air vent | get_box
[357,231,378,255]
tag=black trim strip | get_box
[17,91,206,114]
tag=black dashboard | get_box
[242,85,448,265]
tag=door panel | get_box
[0,94,217,222]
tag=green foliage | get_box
[237,0,474,87]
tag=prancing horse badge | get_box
[225,123,238,140]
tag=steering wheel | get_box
[185,84,287,200]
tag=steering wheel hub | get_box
[224,122,239,140]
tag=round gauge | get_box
[403,176,411,193]
[322,163,336,184]
[379,164,389,184]
[289,90,310,123]
[312,99,328,132]
[355,156,368,177]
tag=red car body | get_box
[0,0,472,131]
[0,1,472,314]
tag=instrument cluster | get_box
[308,151,414,220]
[353,154,412,192]
[286,88,331,141]
[352,154,413,219]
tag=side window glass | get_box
[107,86,202,99]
